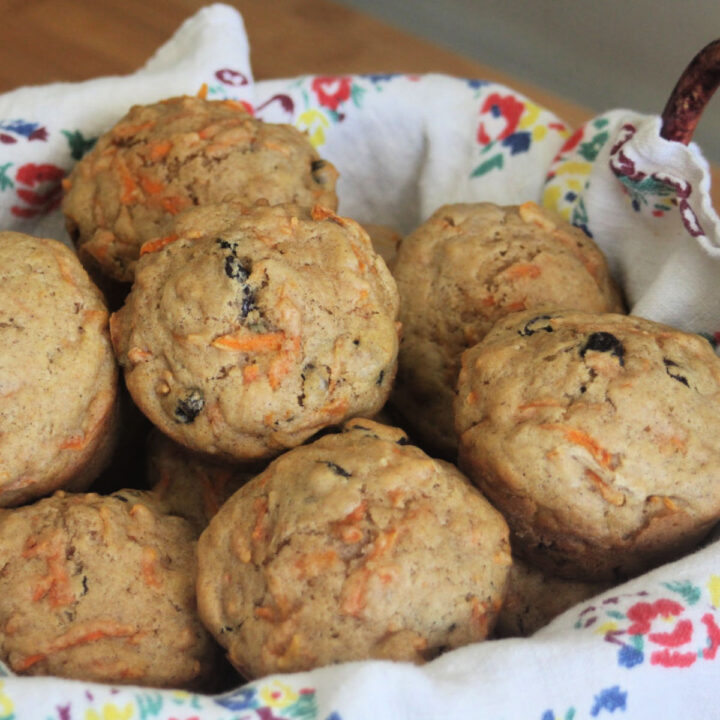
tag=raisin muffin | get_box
[360,223,403,271]
[392,201,624,457]
[0,231,118,507]
[0,490,218,688]
[147,429,262,535]
[111,203,400,461]
[494,557,612,638]
[455,309,720,581]
[196,419,511,678]
[62,95,339,283]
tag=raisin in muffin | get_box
[456,309,720,581]
[62,95,339,283]
[0,490,218,688]
[392,201,623,457]
[196,419,511,678]
[0,231,118,507]
[111,203,399,461]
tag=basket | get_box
[0,6,719,719]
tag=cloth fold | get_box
[0,4,719,718]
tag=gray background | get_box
[336,0,720,163]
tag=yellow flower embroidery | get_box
[296,109,330,148]
[259,679,299,709]
[708,574,720,609]
[0,681,14,720]
[85,702,134,720]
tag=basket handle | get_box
[660,38,720,144]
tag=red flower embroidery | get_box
[477,93,524,145]
[626,598,685,635]
[311,76,352,111]
[11,162,65,219]
[215,68,249,87]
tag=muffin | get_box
[494,557,611,637]
[392,201,623,457]
[62,95,339,283]
[455,309,720,580]
[0,231,118,507]
[196,419,511,678]
[0,491,218,688]
[110,203,400,461]
[360,223,403,271]
[147,429,262,535]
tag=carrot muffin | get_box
[0,490,218,688]
[62,95,339,283]
[360,223,403,271]
[494,557,611,637]
[147,429,262,535]
[0,231,118,507]
[455,309,720,581]
[111,203,399,461]
[392,201,623,457]
[196,419,511,678]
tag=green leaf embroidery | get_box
[471,153,503,177]
[0,163,13,191]
[61,130,96,160]
[578,131,608,162]
[663,581,702,605]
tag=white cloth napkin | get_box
[0,4,719,719]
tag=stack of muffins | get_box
[1,93,719,689]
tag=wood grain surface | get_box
[0,0,717,206]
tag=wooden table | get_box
[0,0,717,205]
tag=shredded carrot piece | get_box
[262,139,291,155]
[293,550,338,579]
[197,82,209,100]
[387,489,405,508]
[148,140,172,162]
[368,528,398,561]
[518,201,556,232]
[160,195,190,215]
[504,300,527,312]
[311,204,344,224]
[344,501,367,524]
[139,233,179,256]
[198,123,221,140]
[319,397,349,418]
[139,175,165,195]
[340,568,370,617]
[113,120,154,139]
[584,468,625,506]
[14,653,47,672]
[61,177,72,191]
[541,424,616,469]
[243,363,260,384]
[53,252,77,288]
[127,347,153,363]
[254,605,275,621]
[141,546,163,589]
[481,295,496,307]
[14,621,139,671]
[59,433,87,451]
[268,351,294,389]
[23,534,74,608]
[470,596,490,636]
[251,497,268,543]
[340,526,363,543]
[506,263,541,279]
[212,331,285,353]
